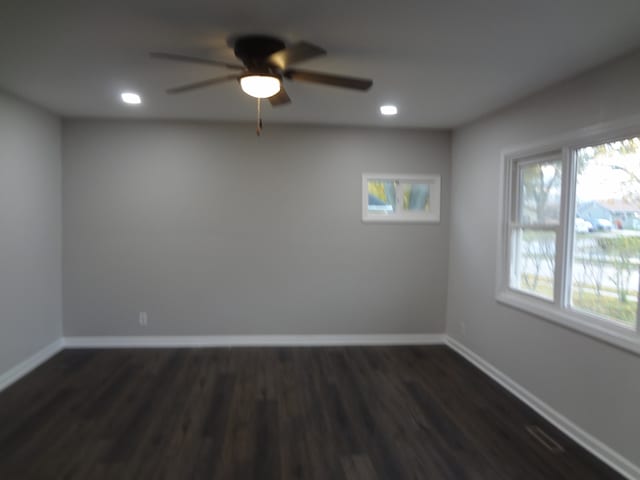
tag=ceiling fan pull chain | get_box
[256,97,262,136]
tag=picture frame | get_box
[362,173,441,223]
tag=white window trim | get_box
[496,115,640,357]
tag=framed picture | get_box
[362,173,441,223]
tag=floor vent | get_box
[526,425,565,454]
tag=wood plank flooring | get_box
[0,346,623,479]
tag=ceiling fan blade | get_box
[268,88,291,106]
[267,42,326,69]
[284,69,373,91]
[150,52,244,71]
[166,74,240,94]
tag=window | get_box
[509,154,562,301]
[498,124,640,355]
[362,174,441,223]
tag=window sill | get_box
[496,290,640,357]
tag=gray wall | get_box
[0,91,62,375]
[63,121,450,336]
[447,50,640,466]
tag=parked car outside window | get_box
[575,217,593,233]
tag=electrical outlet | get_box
[139,312,148,327]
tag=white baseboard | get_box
[445,336,640,480]
[0,338,65,393]
[63,333,446,349]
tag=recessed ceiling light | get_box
[380,105,398,116]
[121,92,142,105]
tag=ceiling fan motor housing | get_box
[234,35,286,70]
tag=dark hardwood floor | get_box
[0,346,623,479]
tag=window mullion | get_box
[556,147,573,309]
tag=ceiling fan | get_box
[150,35,373,107]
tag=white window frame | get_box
[496,117,640,356]
[362,173,441,223]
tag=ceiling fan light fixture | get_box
[240,74,281,99]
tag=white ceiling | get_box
[1,0,639,128]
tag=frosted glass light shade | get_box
[240,75,281,99]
